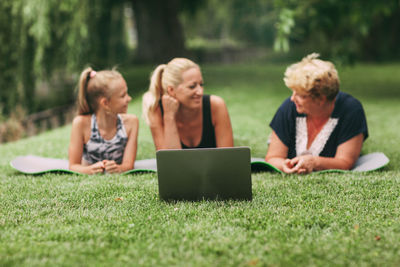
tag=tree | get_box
[180,0,400,63]
[130,0,203,63]
[274,0,400,62]
[0,0,128,116]
[181,0,278,47]
[131,0,185,63]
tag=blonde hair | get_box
[284,53,339,101]
[77,67,123,115]
[142,58,199,124]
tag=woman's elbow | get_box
[337,157,357,170]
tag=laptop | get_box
[156,147,252,201]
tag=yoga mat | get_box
[10,152,389,175]
[10,155,157,175]
[250,152,389,173]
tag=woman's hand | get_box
[162,94,179,118]
[283,155,316,174]
[147,96,181,150]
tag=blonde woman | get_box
[265,53,368,174]
[68,67,138,174]
[142,58,233,150]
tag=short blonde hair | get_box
[142,58,199,124]
[284,53,339,101]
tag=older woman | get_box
[142,58,233,150]
[265,53,368,174]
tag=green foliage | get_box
[274,8,295,52]
[182,0,400,63]
[1,63,400,265]
[182,0,278,47]
[1,0,399,116]
[283,0,400,63]
[0,0,128,116]
[0,0,22,115]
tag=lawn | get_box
[1,62,400,266]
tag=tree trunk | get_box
[131,0,186,63]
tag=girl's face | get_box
[107,78,131,114]
[170,67,204,109]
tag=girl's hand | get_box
[162,94,179,118]
[89,161,105,174]
[104,160,120,173]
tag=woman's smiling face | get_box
[172,67,204,109]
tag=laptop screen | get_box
[156,147,252,201]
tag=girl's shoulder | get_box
[120,113,138,124]
[72,114,92,128]
[120,114,139,135]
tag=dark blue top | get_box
[269,91,368,159]
[160,94,216,149]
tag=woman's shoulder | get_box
[330,92,366,122]
[337,91,362,104]
[209,95,229,115]
[209,95,227,108]
[281,96,294,107]
[335,92,364,112]
[275,96,296,115]
[270,97,297,125]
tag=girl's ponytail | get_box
[77,67,94,115]
[142,64,166,124]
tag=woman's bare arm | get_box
[265,130,289,171]
[266,131,364,174]
[148,95,181,150]
[294,133,364,173]
[210,95,234,147]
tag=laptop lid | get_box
[156,147,252,201]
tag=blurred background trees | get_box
[1,0,399,119]
[0,0,127,117]
[279,0,400,63]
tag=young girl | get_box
[142,58,233,150]
[68,67,138,174]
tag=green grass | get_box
[1,63,400,266]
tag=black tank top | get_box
[159,95,216,149]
